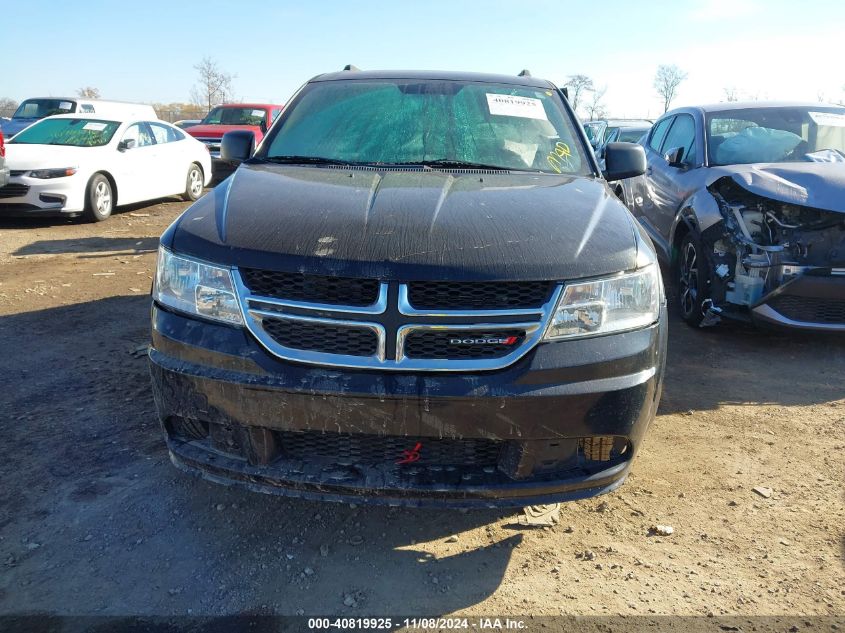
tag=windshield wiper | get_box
[262,155,362,167]
[387,159,538,172]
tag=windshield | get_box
[202,106,267,126]
[13,98,76,119]
[262,80,589,174]
[11,118,120,147]
[708,106,845,165]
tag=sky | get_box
[3,0,845,118]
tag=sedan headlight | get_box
[29,167,78,178]
[543,265,660,340]
[153,247,243,325]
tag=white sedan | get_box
[0,114,212,221]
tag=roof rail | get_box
[517,69,531,77]
[343,64,360,72]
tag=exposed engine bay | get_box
[703,177,845,321]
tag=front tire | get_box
[182,163,204,201]
[675,233,711,327]
[84,174,113,222]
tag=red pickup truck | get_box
[186,103,284,177]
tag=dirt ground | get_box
[0,194,843,625]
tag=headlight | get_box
[543,265,660,340]
[153,247,243,325]
[29,167,77,178]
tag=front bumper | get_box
[751,272,845,332]
[0,174,83,216]
[149,303,667,507]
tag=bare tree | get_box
[817,90,826,103]
[654,64,688,113]
[0,97,18,112]
[723,86,739,102]
[77,86,101,99]
[190,57,234,111]
[585,86,608,121]
[564,74,595,114]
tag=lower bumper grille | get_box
[0,183,30,199]
[277,430,504,467]
[768,294,845,324]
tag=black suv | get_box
[149,70,667,507]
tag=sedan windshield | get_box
[13,98,76,119]
[11,118,120,147]
[262,80,589,174]
[708,106,845,165]
[202,107,266,126]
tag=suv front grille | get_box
[408,280,554,310]
[235,269,560,371]
[403,329,526,359]
[277,430,503,467]
[768,295,845,324]
[262,317,379,357]
[241,268,380,307]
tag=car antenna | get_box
[343,64,360,72]
[517,69,532,77]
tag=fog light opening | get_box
[166,416,209,441]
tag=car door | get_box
[148,121,188,195]
[644,113,700,244]
[628,116,674,253]
[113,122,160,204]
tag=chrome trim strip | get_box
[233,269,388,315]
[752,303,845,331]
[249,309,387,364]
[397,283,547,317]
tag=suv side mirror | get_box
[603,142,646,181]
[118,139,136,151]
[221,130,255,163]
[664,146,686,168]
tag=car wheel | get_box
[675,233,711,327]
[84,174,113,222]
[182,163,204,201]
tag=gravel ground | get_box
[0,194,843,624]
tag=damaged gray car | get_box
[620,102,845,331]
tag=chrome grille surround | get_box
[234,269,561,372]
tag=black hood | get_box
[167,163,640,281]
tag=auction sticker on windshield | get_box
[83,122,107,131]
[809,111,845,127]
[486,94,547,120]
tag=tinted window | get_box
[79,104,95,113]
[648,117,673,153]
[10,118,119,147]
[13,99,76,119]
[264,80,590,175]
[619,128,650,143]
[661,114,696,162]
[202,107,267,126]
[149,122,184,143]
